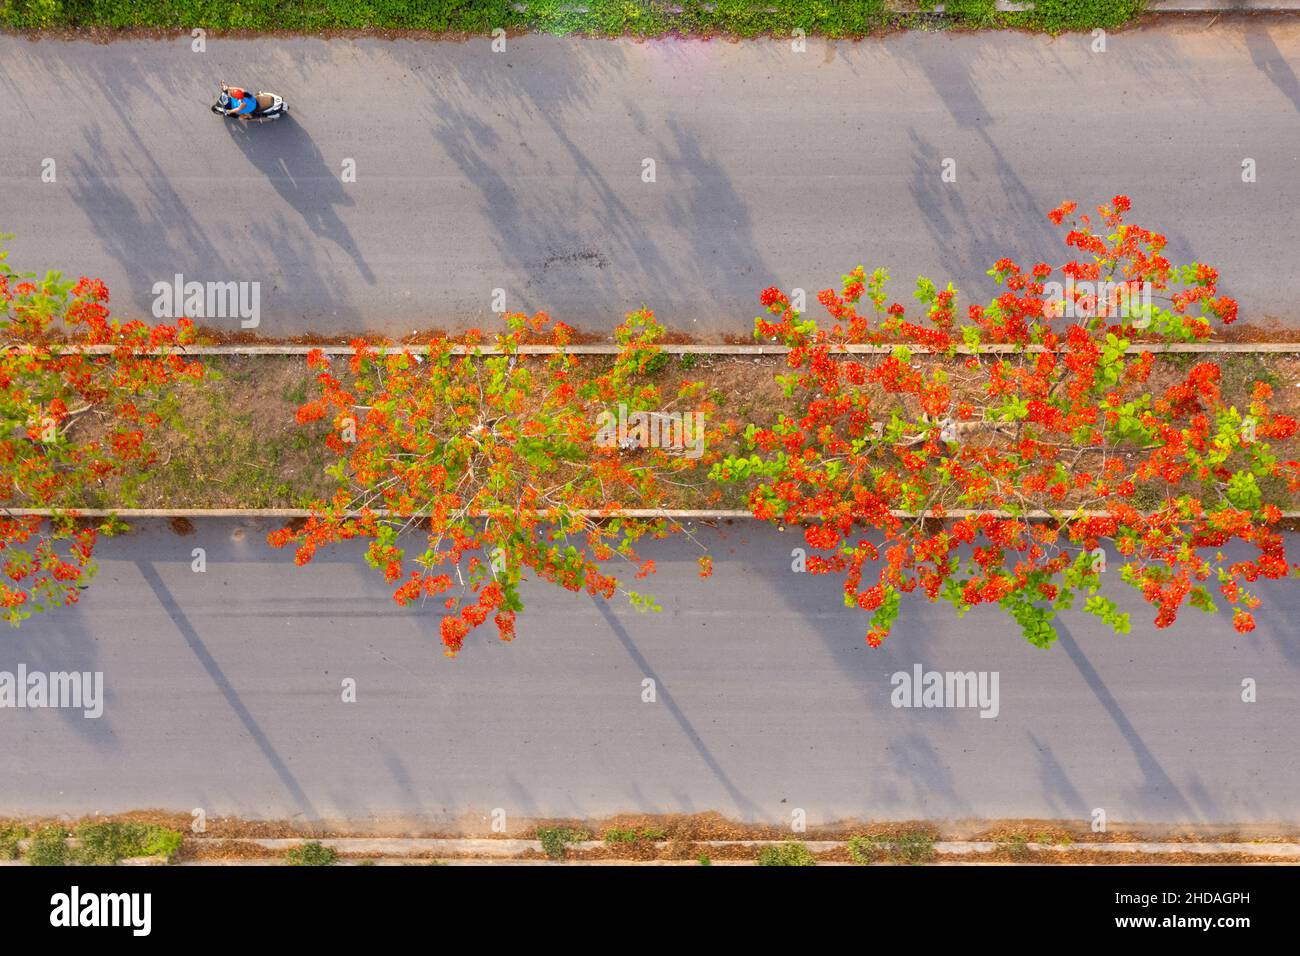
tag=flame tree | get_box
[714,198,1298,646]
[0,240,203,623]
[272,309,725,655]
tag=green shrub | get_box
[0,826,27,861]
[756,841,816,866]
[285,841,338,866]
[72,822,183,865]
[25,826,69,866]
[536,827,587,860]
[73,823,134,866]
[849,831,936,864]
[847,834,885,864]
[892,830,937,864]
[139,826,182,858]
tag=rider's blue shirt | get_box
[232,96,256,115]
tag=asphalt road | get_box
[2,23,1299,338]
[0,520,1295,826]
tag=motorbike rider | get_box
[220,84,258,117]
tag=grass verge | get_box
[0,0,1147,39]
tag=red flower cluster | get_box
[2,255,202,624]
[273,309,719,656]
[727,199,1294,647]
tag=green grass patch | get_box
[0,0,1147,37]
[890,830,937,863]
[756,841,817,866]
[0,825,27,860]
[14,821,185,866]
[848,830,936,864]
[285,840,338,866]
[72,822,183,865]
[25,826,70,866]
[84,356,335,510]
[536,826,588,859]
[847,834,885,864]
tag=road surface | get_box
[1,23,1299,338]
[0,520,1295,826]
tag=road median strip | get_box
[10,343,1300,515]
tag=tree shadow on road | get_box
[1246,23,1300,115]
[1052,617,1199,822]
[408,37,781,335]
[64,123,233,319]
[593,595,764,820]
[224,116,376,285]
[0,600,113,743]
[135,558,320,821]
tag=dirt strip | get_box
[7,810,1299,864]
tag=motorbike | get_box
[211,84,288,122]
